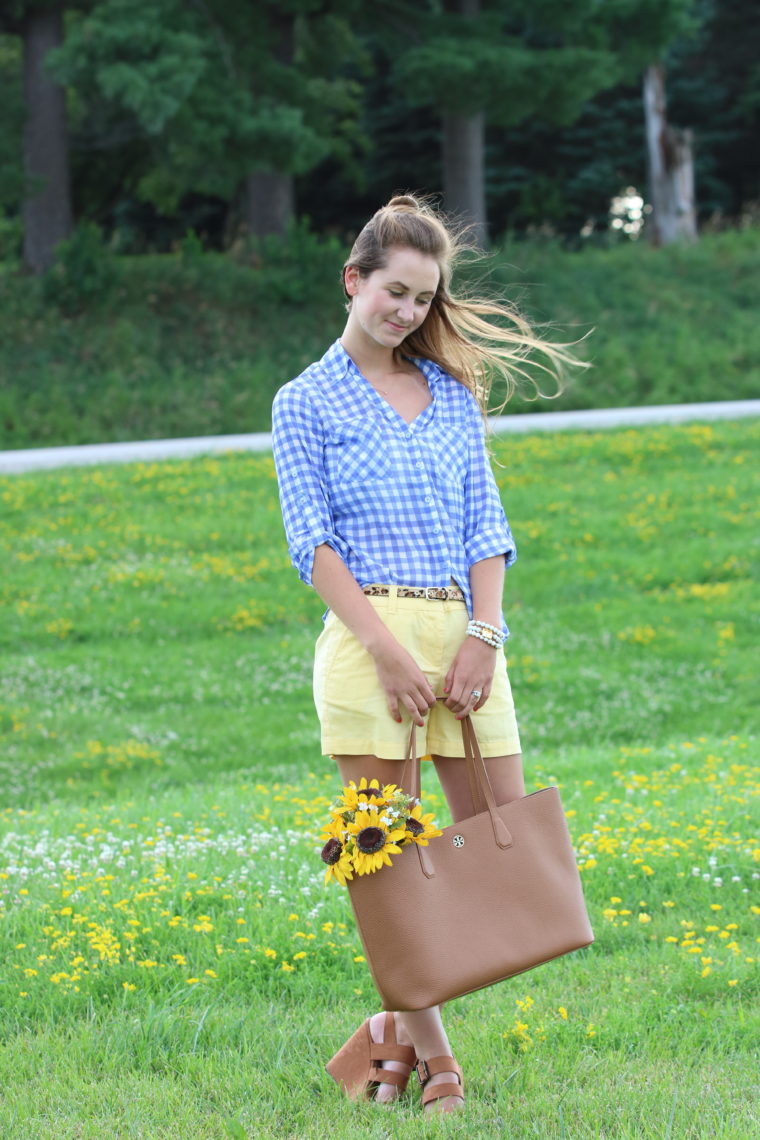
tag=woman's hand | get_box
[370,633,437,727]
[443,636,497,717]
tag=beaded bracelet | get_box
[466,621,504,649]
[470,619,505,641]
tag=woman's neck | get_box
[340,327,400,380]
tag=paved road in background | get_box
[1,399,758,475]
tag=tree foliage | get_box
[0,0,757,251]
[50,0,365,214]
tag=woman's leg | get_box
[431,752,525,823]
[334,755,416,1104]
[335,753,478,1112]
[402,751,523,1110]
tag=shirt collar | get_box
[319,339,353,382]
[320,339,445,389]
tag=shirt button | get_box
[425,496,433,505]
[416,461,424,470]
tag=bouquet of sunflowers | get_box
[320,777,442,885]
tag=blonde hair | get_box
[343,193,586,411]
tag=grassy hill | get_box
[1,226,758,450]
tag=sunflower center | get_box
[356,826,386,854]
[405,817,424,836]
[320,838,343,865]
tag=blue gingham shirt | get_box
[271,340,516,626]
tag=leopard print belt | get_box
[362,584,465,602]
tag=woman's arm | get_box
[470,554,505,629]
[311,544,436,727]
[443,554,505,717]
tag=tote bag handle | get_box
[403,701,513,879]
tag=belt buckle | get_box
[424,587,446,601]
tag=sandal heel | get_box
[326,1013,416,1101]
[326,1019,373,1100]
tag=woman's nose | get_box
[397,298,415,321]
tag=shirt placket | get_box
[407,403,451,586]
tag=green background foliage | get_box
[1,227,759,450]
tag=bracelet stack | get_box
[466,619,506,649]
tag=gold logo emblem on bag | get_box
[453,835,465,848]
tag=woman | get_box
[271,194,576,1113]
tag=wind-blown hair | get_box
[343,193,586,411]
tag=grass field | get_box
[0,418,758,1138]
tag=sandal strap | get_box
[368,1065,410,1088]
[415,1056,463,1085]
[370,1042,416,1065]
[422,1081,465,1106]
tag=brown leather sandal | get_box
[416,1055,465,1111]
[326,1012,416,1101]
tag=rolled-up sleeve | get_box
[271,382,349,585]
[462,396,517,570]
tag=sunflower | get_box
[319,815,347,844]
[320,837,355,886]
[336,777,389,813]
[346,809,406,875]
[404,802,443,846]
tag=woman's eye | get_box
[388,290,403,297]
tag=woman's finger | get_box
[449,679,489,716]
[403,696,427,727]
[385,694,402,723]
[472,684,491,712]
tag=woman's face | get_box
[344,246,440,349]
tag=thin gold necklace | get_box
[368,370,428,398]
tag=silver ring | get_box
[470,689,482,700]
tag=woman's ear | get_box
[344,265,360,297]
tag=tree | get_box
[643,63,697,244]
[666,0,760,220]
[390,0,698,245]
[51,0,365,241]
[441,0,488,246]
[1,1,73,273]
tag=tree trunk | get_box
[442,111,488,248]
[441,0,488,247]
[643,63,697,246]
[243,9,295,240]
[243,171,295,240]
[22,4,72,274]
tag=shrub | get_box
[42,222,117,315]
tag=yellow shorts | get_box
[313,589,521,759]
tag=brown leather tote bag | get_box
[346,714,594,1011]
